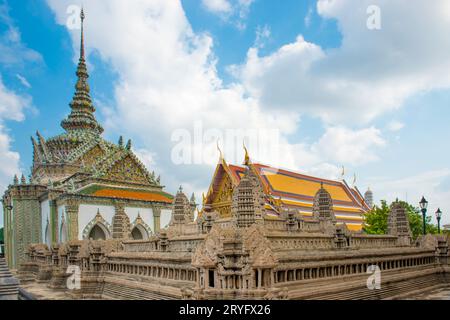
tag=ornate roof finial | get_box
[179,185,183,193]
[61,7,104,135]
[202,192,206,204]
[21,174,26,185]
[217,139,223,161]
[352,173,357,186]
[243,140,251,166]
[340,165,345,180]
[126,139,132,150]
[80,7,85,60]
[118,136,123,147]
[13,175,19,185]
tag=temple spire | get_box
[80,7,85,61]
[61,8,104,135]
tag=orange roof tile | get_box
[93,189,173,203]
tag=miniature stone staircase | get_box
[0,257,19,300]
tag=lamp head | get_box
[419,196,428,210]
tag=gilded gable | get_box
[76,145,106,168]
[103,155,150,184]
[211,173,234,218]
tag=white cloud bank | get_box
[235,0,450,124]
[44,0,450,220]
[0,76,28,195]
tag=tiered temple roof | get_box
[27,9,170,201]
[203,153,370,231]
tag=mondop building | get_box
[1,11,449,300]
[2,10,175,269]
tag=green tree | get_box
[363,200,389,235]
[363,200,439,239]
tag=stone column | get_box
[153,206,161,234]
[66,199,79,241]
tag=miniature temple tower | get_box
[231,168,265,228]
[313,183,336,222]
[388,201,412,246]
[172,187,194,224]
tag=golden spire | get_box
[61,7,104,135]
[243,140,251,166]
[80,7,85,61]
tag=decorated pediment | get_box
[102,154,151,185]
[75,144,106,168]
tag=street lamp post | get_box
[435,208,442,234]
[419,196,428,235]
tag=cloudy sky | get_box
[1,0,450,227]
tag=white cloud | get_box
[201,0,255,29]
[304,6,313,28]
[312,126,386,166]
[0,75,28,212]
[0,3,42,67]
[202,0,232,14]
[234,0,450,124]
[254,25,270,49]
[387,120,405,132]
[0,75,28,121]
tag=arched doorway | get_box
[131,225,148,240]
[89,224,107,240]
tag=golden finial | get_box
[352,173,357,186]
[202,192,206,204]
[243,140,250,166]
[217,139,223,161]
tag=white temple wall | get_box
[161,209,172,229]
[78,204,115,239]
[125,207,154,233]
[40,200,50,246]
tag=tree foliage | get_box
[363,200,439,239]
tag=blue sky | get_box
[1,0,450,227]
